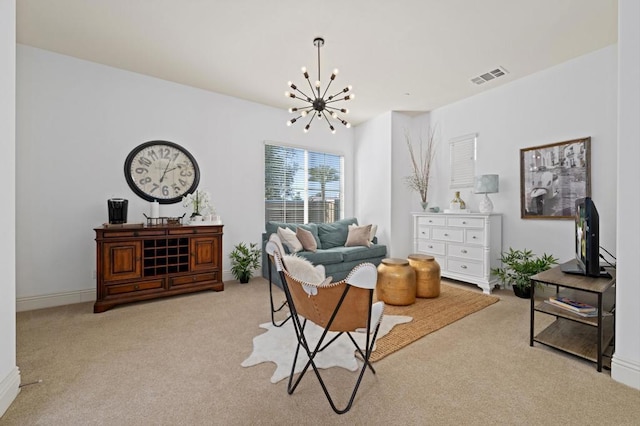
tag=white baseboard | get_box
[16,289,96,312]
[612,353,640,390]
[0,366,20,418]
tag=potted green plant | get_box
[230,242,261,284]
[491,248,558,298]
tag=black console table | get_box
[530,260,616,372]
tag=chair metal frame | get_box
[266,234,291,327]
[266,240,384,414]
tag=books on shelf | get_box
[547,296,596,313]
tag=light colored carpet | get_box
[241,315,411,383]
[4,278,640,425]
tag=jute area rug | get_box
[371,282,500,362]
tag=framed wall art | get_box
[520,137,591,219]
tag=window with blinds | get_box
[265,143,343,224]
[449,134,477,188]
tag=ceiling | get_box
[16,0,617,126]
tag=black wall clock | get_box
[124,140,200,204]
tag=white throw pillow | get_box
[277,227,303,253]
[369,224,378,243]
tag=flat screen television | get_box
[562,197,604,277]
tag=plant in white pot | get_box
[230,242,261,284]
[491,248,558,298]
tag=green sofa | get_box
[261,217,387,288]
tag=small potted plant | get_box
[491,248,558,298]
[229,242,261,284]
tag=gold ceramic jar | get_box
[408,254,441,298]
[376,258,416,306]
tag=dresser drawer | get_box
[105,279,165,297]
[465,229,485,245]
[447,259,484,278]
[417,216,446,227]
[448,244,484,261]
[416,240,446,256]
[415,225,430,239]
[432,228,463,242]
[447,217,485,228]
[170,272,218,287]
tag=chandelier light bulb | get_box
[330,126,336,134]
[315,80,321,88]
[304,125,310,133]
[301,110,308,117]
[331,111,337,118]
[288,107,296,113]
[288,81,297,90]
[346,123,351,128]
[348,93,355,100]
[333,68,339,75]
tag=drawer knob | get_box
[461,265,467,269]
[428,245,433,248]
[462,221,467,224]
[472,236,477,239]
[428,220,432,223]
[421,231,426,235]
[444,233,449,236]
[461,249,467,254]
[134,284,140,290]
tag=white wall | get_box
[354,112,393,248]
[0,0,20,417]
[15,45,354,308]
[428,45,618,263]
[612,0,640,389]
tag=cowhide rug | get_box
[241,314,412,383]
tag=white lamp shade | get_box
[474,174,499,194]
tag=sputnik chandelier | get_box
[285,37,354,134]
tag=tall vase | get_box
[420,201,429,211]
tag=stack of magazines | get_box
[545,296,598,317]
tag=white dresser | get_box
[413,213,502,294]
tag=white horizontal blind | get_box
[265,143,343,224]
[449,134,477,188]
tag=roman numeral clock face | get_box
[124,141,200,204]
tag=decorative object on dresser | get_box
[182,188,214,221]
[491,248,558,299]
[474,174,499,214]
[448,191,467,212]
[229,242,262,284]
[124,140,200,204]
[94,224,223,313]
[404,124,438,211]
[413,213,502,294]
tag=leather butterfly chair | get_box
[265,240,384,414]
[266,233,292,327]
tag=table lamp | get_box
[474,174,499,213]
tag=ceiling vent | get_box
[470,66,509,85]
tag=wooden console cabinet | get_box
[94,224,224,313]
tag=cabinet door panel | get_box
[103,241,142,281]
[190,236,220,271]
